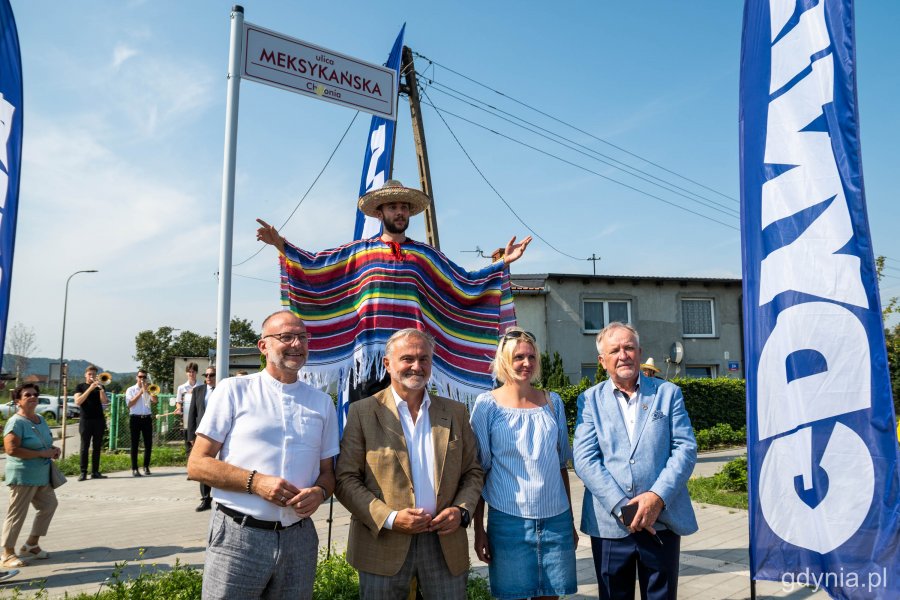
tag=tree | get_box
[539,351,570,389]
[876,256,900,415]
[134,326,178,391]
[5,322,38,385]
[171,331,215,359]
[133,317,257,392]
[229,317,259,347]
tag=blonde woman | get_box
[470,328,577,600]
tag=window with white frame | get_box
[583,299,631,332]
[685,365,718,378]
[682,298,716,337]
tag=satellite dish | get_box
[669,341,684,365]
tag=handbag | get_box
[49,461,67,489]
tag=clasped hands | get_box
[253,474,326,519]
[392,506,461,536]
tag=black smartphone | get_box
[621,503,638,526]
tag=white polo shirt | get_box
[197,369,340,525]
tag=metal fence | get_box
[107,393,186,451]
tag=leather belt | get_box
[216,503,305,531]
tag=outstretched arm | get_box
[256,218,286,254]
[501,235,532,265]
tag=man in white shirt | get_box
[173,362,198,452]
[335,329,483,599]
[187,311,339,600]
[125,369,158,477]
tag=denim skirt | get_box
[486,506,577,599]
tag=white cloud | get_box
[111,43,139,69]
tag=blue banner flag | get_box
[353,24,404,242]
[0,0,23,375]
[740,1,899,598]
[340,25,405,433]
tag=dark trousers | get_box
[79,418,105,475]
[129,415,153,470]
[590,530,680,600]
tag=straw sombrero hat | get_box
[358,180,431,218]
[640,357,660,374]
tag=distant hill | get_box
[2,355,134,379]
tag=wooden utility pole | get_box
[400,46,440,249]
[587,253,601,275]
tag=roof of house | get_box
[510,273,741,293]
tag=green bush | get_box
[467,572,492,600]
[695,423,746,451]
[543,377,747,437]
[313,551,358,600]
[687,454,749,509]
[714,455,748,492]
[670,377,745,430]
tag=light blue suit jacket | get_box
[573,375,698,538]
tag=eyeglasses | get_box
[204,373,216,378]
[20,392,39,398]
[501,330,536,342]
[137,375,147,379]
[263,332,311,345]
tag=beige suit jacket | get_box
[335,387,484,576]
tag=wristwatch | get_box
[456,506,471,528]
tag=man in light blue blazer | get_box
[574,322,697,600]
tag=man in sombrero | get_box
[256,180,531,404]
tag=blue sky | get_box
[4,1,899,373]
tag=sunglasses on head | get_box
[501,330,536,342]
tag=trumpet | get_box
[147,383,161,395]
[97,372,112,385]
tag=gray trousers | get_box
[202,508,317,600]
[358,531,467,600]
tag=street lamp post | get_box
[57,269,98,457]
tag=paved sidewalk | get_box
[0,449,825,599]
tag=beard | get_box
[382,217,408,235]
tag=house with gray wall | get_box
[510,273,744,382]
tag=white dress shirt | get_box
[125,384,153,416]
[384,386,437,529]
[613,381,641,444]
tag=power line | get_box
[419,88,739,231]
[413,51,739,205]
[426,80,738,217]
[233,111,361,267]
[421,88,586,261]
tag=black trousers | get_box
[79,418,105,475]
[129,415,153,470]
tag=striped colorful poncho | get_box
[280,236,516,400]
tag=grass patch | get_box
[688,454,749,510]
[57,445,188,476]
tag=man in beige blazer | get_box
[335,329,483,599]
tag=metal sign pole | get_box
[215,5,244,380]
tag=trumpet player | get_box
[125,369,158,477]
[74,365,109,481]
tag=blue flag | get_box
[0,0,23,375]
[340,25,405,434]
[740,1,899,598]
[352,24,404,242]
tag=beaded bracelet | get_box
[246,469,257,495]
